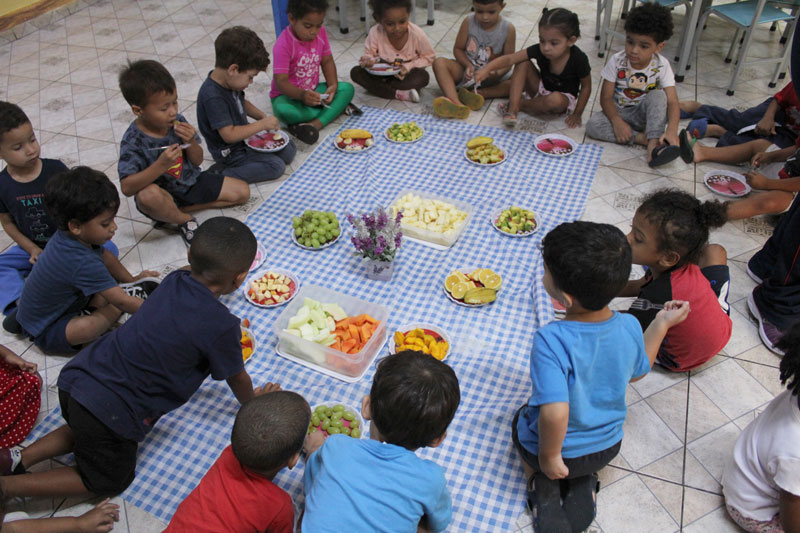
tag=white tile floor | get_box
[0,0,790,530]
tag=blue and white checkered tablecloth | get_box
[29,106,602,530]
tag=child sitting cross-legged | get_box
[0,217,279,501]
[513,221,689,532]
[166,391,310,532]
[302,350,460,533]
[118,59,250,246]
[586,2,681,167]
[13,167,159,355]
[270,0,356,144]
[198,26,298,178]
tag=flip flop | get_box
[687,117,708,139]
[679,128,697,163]
[433,96,470,119]
[458,87,485,111]
[287,123,319,144]
[649,144,681,167]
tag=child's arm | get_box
[320,54,339,101]
[537,402,570,480]
[2,498,119,533]
[273,74,323,106]
[566,74,592,128]
[173,121,203,167]
[752,145,796,168]
[661,86,681,147]
[0,344,38,375]
[599,79,633,143]
[780,489,800,532]
[755,98,780,136]
[101,249,157,284]
[0,213,42,263]
[474,49,529,84]
[226,370,281,404]
[745,171,800,192]
[217,114,279,145]
[402,27,436,72]
[119,145,182,197]
[632,300,690,381]
[451,18,472,76]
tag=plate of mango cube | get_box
[464,136,505,166]
[390,324,451,361]
[241,321,256,364]
[444,268,502,307]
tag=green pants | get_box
[271,82,354,127]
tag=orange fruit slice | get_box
[483,273,502,290]
[450,281,470,299]
[445,273,462,292]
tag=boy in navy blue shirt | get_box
[118,60,250,245]
[13,167,158,354]
[512,221,689,532]
[0,217,279,499]
[302,351,460,533]
[196,26,296,183]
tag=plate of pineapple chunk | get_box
[465,136,506,166]
[389,324,451,361]
[443,268,502,307]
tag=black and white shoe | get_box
[120,277,161,300]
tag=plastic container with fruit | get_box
[389,189,474,249]
[273,285,389,382]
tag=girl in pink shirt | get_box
[271,0,355,144]
[350,0,436,102]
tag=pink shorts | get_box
[725,504,783,533]
[536,79,578,115]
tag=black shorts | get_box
[134,171,225,218]
[59,390,138,496]
[511,405,621,478]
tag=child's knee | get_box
[337,81,355,101]
[134,185,167,211]
[758,192,793,214]
[542,92,569,113]
[644,89,667,107]
[233,180,250,203]
[702,243,728,266]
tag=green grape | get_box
[321,419,331,430]
[342,412,355,421]
[350,428,361,438]
[311,415,320,426]
[328,426,341,434]
[349,419,359,428]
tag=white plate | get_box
[291,228,340,250]
[490,207,541,238]
[333,133,376,153]
[442,268,501,308]
[388,323,451,361]
[366,63,401,76]
[310,402,367,439]
[241,326,257,365]
[464,145,506,166]
[384,123,424,144]
[703,170,751,198]
[246,130,290,153]
[249,242,266,272]
[534,134,578,157]
[242,269,299,308]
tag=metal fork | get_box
[629,298,664,311]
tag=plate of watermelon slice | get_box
[703,170,751,198]
[246,130,289,153]
[534,134,577,157]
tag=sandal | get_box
[287,123,320,144]
[0,448,25,476]
[561,473,599,531]
[179,217,199,246]
[649,143,681,168]
[344,103,364,116]
[458,87,485,111]
[679,128,697,163]
[496,102,517,127]
[687,117,708,139]
[432,97,469,119]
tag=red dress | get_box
[0,361,41,448]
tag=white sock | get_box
[9,448,22,472]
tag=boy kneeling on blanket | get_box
[0,217,279,500]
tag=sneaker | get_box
[121,277,161,301]
[432,96,469,119]
[457,87,484,111]
[179,217,199,246]
[747,289,786,355]
[0,448,25,475]
[2,309,22,335]
[395,89,420,103]
[745,264,763,284]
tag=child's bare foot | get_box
[433,96,469,119]
[457,87,484,111]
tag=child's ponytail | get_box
[778,322,800,404]
[538,7,580,39]
[698,200,728,230]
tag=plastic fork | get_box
[629,298,664,311]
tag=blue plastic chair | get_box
[271,0,290,36]
[595,0,693,59]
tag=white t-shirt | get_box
[722,390,800,521]
[600,50,675,108]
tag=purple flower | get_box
[377,209,388,229]
[394,232,402,247]
[395,210,403,224]
[346,214,356,225]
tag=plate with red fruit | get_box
[243,269,299,308]
[240,321,256,364]
[333,129,375,153]
[366,63,402,76]
[534,134,577,157]
[249,243,266,272]
[246,130,289,153]
[703,170,751,198]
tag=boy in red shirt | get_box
[165,391,310,532]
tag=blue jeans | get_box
[0,240,119,314]
[218,142,297,184]
[693,98,796,148]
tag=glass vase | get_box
[364,258,394,281]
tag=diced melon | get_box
[322,303,347,321]
[298,323,315,340]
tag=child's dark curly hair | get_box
[214,26,270,72]
[539,7,580,39]
[118,60,176,108]
[287,0,329,19]
[45,166,120,230]
[624,2,673,43]
[637,189,727,266]
[369,0,411,22]
[778,322,800,407]
[0,102,30,140]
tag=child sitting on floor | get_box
[302,350,460,533]
[473,7,590,128]
[722,322,800,532]
[0,344,40,449]
[621,189,732,372]
[513,221,688,532]
[681,81,800,149]
[586,2,681,167]
[431,0,515,119]
[1,490,119,532]
[166,391,308,532]
[14,167,158,355]
[0,217,278,501]
[118,59,250,245]
[270,0,355,144]
[351,0,436,103]
[198,26,297,179]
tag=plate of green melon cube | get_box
[384,121,424,143]
[291,210,341,250]
[492,206,540,237]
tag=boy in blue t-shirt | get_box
[512,221,689,532]
[302,351,460,533]
[0,217,279,499]
[13,167,159,354]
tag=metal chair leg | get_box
[427,0,434,25]
[338,0,349,33]
[725,28,742,63]
[727,1,768,96]
[595,0,603,41]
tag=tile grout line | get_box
[679,372,692,529]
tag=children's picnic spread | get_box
[27,106,601,530]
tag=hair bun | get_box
[698,200,727,229]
